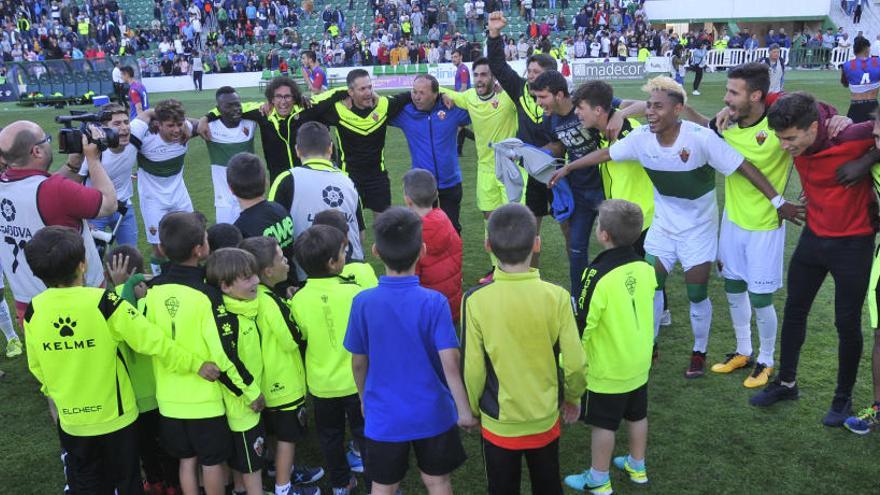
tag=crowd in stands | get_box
[1,0,877,76]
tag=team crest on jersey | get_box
[437,110,447,120]
[625,275,636,296]
[242,127,250,137]
[149,226,157,236]
[755,130,767,146]
[491,99,499,109]
[253,436,265,457]
[371,111,380,122]
[0,198,15,222]
[678,147,690,163]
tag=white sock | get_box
[653,289,664,339]
[690,298,712,353]
[726,291,752,356]
[150,263,162,276]
[755,304,778,367]
[275,482,291,495]
[0,299,18,342]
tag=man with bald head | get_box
[0,120,117,324]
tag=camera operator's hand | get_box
[82,125,105,162]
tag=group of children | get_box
[24,119,657,495]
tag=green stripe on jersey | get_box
[138,154,185,177]
[644,163,715,200]
[206,140,255,167]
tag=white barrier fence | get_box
[141,47,857,94]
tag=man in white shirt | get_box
[111,61,127,109]
[76,104,139,247]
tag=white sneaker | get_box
[692,90,701,96]
[660,309,672,326]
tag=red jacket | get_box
[415,208,463,321]
[795,138,877,238]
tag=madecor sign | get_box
[573,61,647,81]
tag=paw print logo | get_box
[53,316,76,337]
[221,322,233,336]
[106,291,119,303]
[322,185,344,207]
[216,304,228,317]
[126,307,138,319]
[0,198,15,222]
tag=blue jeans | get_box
[568,184,604,299]
[89,205,138,248]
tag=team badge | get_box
[322,185,345,207]
[371,111,380,122]
[437,110,447,120]
[491,99,499,109]
[755,130,767,146]
[242,127,250,137]
[678,147,690,163]
[253,436,265,457]
[1,198,15,221]
[149,226,158,236]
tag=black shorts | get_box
[350,171,391,212]
[230,422,267,473]
[847,99,879,124]
[59,421,142,495]
[585,384,648,431]
[525,174,552,217]
[364,426,467,485]
[263,406,305,443]
[159,415,232,466]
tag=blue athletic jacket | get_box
[391,99,471,189]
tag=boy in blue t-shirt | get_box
[344,207,476,494]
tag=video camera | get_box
[55,111,119,154]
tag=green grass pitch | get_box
[0,70,877,494]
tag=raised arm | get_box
[486,12,525,99]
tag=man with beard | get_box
[317,69,412,213]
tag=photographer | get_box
[59,104,139,247]
[0,120,117,324]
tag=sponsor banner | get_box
[572,61,646,80]
[645,56,672,73]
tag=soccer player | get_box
[23,225,218,495]
[122,66,149,120]
[390,74,470,232]
[442,57,519,221]
[750,92,876,426]
[204,87,257,224]
[462,204,586,495]
[551,76,801,378]
[301,50,328,94]
[682,63,803,387]
[132,99,201,274]
[317,69,412,213]
[268,122,366,276]
[840,36,880,123]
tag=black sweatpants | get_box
[482,437,563,495]
[691,65,704,91]
[193,71,203,91]
[58,422,143,495]
[313,394,369,489]
[778,228,874,402]
[437,183,463,234]
[137,409,180,487]
[457,127,474,154]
